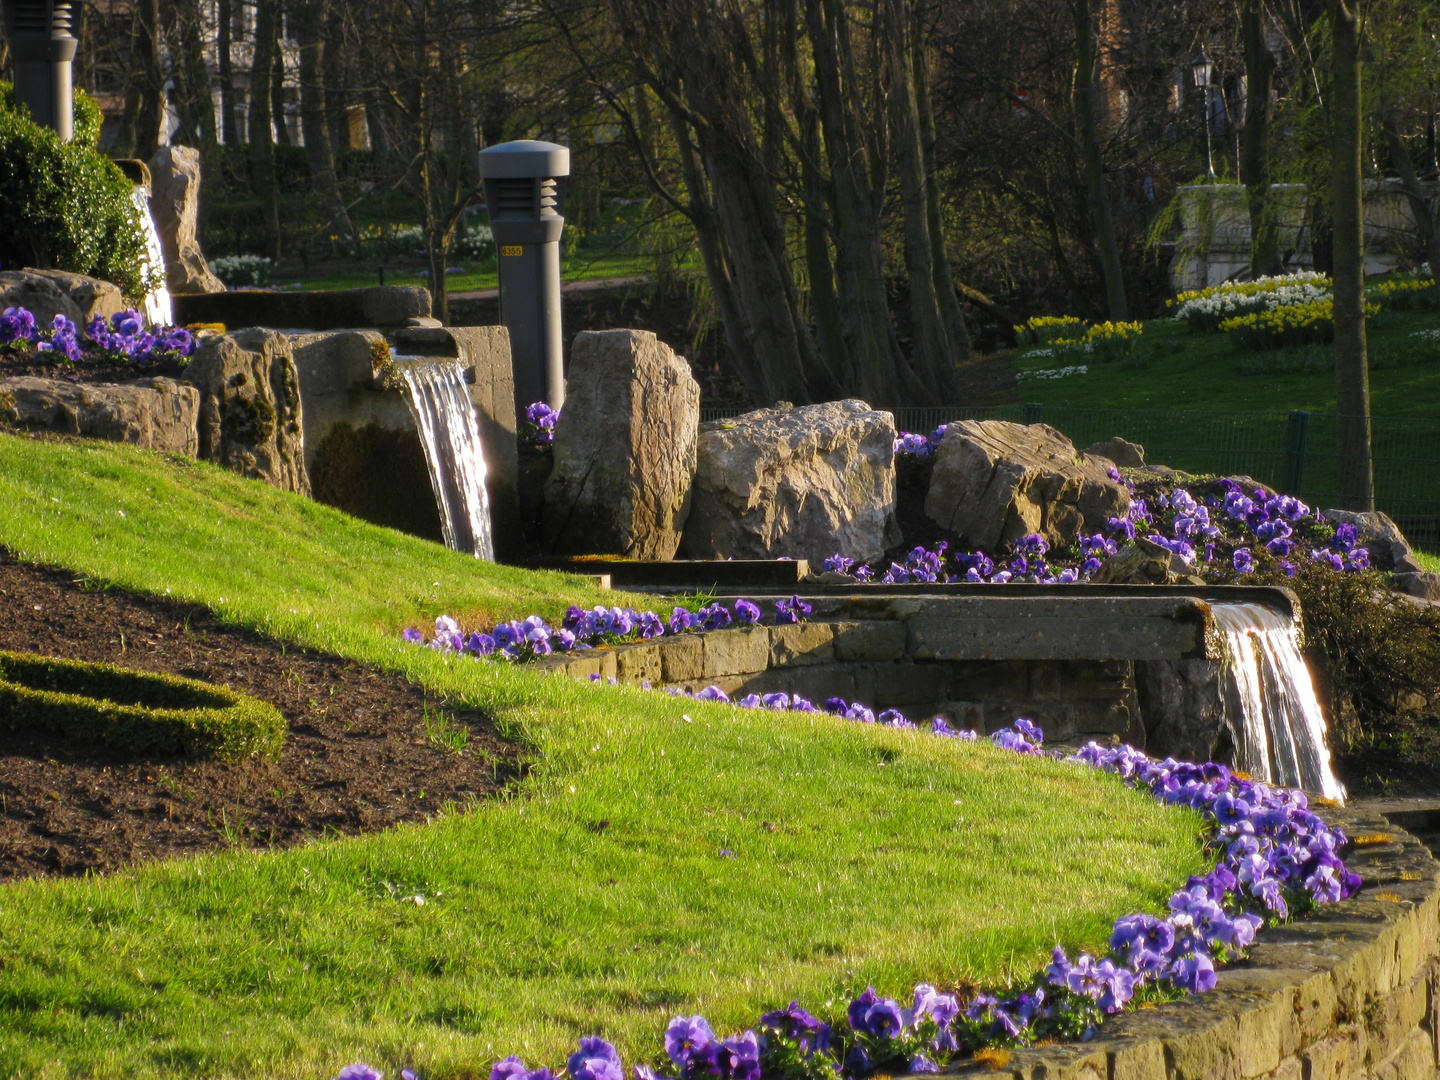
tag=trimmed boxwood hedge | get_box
[0,651,285,761]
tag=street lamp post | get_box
[1192,50,1216,179]
[0,0,81,141]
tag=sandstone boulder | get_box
[0,375,198,454]
[147,146,226,295]
[543,329,700,559]
[1321,508,1413,572]
[186,329,308,493]
[681,399,900,564]
[1092,536,1203,585]
[0,268,125,327]
[924,420,1128,551]
[1082,435,1145,468]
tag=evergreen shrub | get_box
[0,650,285,760]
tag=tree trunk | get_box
[1070,0,1128,319]
[805,0,913,404]
[271,40,291,146]
[885,0,962,401]
[322,6,348,156]
[1330,0,1373,510]
[667,107,765,402]
[218,0,240,144]
[1382,116,1440,306]
[913,23,972,368]
[296,0,355,244]
[134,0,166,159]
[249,0,282,259]
[1240,0,1281,278]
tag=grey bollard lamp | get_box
[2,0,81,141]
[479,140,570,412]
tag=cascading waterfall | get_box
[395,357,495,561]
[1211,601,1346,803]
[130,186,173,327]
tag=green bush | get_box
[0,83,154,300]
[0,650,285,761]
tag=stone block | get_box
[701,628,772,678]
[147,145,226,294]
[0,267,124,327]
[735,664,858,707]
[173,285,432,330]
[564,652,617,682]
[0,375,199,455]
[1260,1059,1302,1080]
[1369,1029,1435,1080]
[543,329,699,560]
[1106,1035,1167,1080]
[923,419,1128,550]
[1029,661,1063,701]
[1303,1025,1367,1080]
[681,399,900,563]
[289,330,393,470]
[833,621,908,662]
[866,662,951,707]
[769,623,836,666]
[187,328,309,493]
[660,636,705,683]
[1366,970,1432,1070]
[614,643,661,686]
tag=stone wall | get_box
[532,618,1150,745]
[964,803,1439,1080]
[1170,181,1431,292]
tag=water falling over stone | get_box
[1211,601,1345,803]
[395,358,495,560]
[130,186,172,327]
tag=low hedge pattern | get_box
[0,650,285,761]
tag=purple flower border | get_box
[330,716,1360,1080]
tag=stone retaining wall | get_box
[532,620,1149,745]
[946,804,1439,1080]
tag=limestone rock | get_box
[186,329,308,493]
[543,329,700,559]
[1322,508,1413,572]
[681,399,900,564]
[1395,571,1440,601]
[1082,436,1145,468]
[147,146,226,295]
[1092,537,1193,584]
[1135,659,1229,763]
[0,375,199,454]
[924,420,1129,551]
[0,268,125,327]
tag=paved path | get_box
[449,275,650,302]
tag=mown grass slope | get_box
[0,434,1206,1078]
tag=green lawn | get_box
[282,253,661,295]
[1013,306,1440,418]
[0,435,1206,1078]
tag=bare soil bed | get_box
[0,553,521,882]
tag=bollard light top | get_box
[478,140,569,179]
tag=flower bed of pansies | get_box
[0,305,196,370]
[329,718,1360,1080]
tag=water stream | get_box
[131,187,173,327]
[395,357,494,561]
[1211,601,1346,803]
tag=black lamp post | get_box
[1192,50,1216,179]
[1,0,81,141]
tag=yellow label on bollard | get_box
[501,245,523,256]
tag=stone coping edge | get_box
[939,805,1440,1080]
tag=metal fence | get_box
[698,404,1440,546]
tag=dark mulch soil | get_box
[0,351,190,385]
[0,554,522,882]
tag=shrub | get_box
[0,650,285,761]
[209,254,274,287]
[0,83,154,300]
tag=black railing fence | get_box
[698,404,1440,547]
